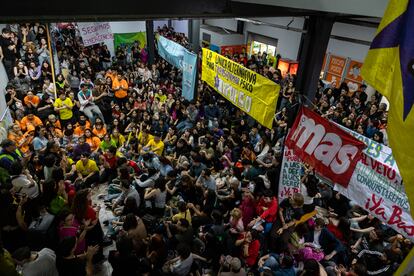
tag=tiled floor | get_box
[91,184,116,276]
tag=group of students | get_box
[0,23,411,276]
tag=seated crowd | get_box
[0,23,410,276]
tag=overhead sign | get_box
[285,106,365,188]
[201,48,280,129]
[77,22,113,47]
[157,36,197,101]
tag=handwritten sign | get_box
[334,126,414,240]
[278,145,302,202]
[77,22,113,47]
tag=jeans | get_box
[82,104,105,125]
[176,119,193,133]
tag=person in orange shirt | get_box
[23,90,40,110]
[46,114,62,130]
[92,121,107,139]
[112,73,128,108]
[84,128,101,153]
[20,113,43,132]
[7,123,33,154]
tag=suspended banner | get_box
[77,22,113,47]
[157,36,197,101]
[114,32,147,49]
[201,48,280,129]
[278,144,302,202]
[285,106,365,188]
[334,125,414,240]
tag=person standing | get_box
[0,28,17,79]
[112,73,128,108]
[54,91,74,128]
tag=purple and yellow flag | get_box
[361,1,414,272]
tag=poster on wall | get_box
[344,60,364,92]
[325,55,347,88]
[77,22,113,47]
[220,45,247,56]
[201,48,280,129]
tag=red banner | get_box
[285,106,365,187]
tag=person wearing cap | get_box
[144,132,164,156]
[0,139,22,170]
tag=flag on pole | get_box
[361,0,414,217]
[361,1,414,273]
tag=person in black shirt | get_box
[0,28,17,79]
[56,236,98,276]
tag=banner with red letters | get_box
[285,106,365,187]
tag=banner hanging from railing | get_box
[157,36,197,101]
[201,48,280,129]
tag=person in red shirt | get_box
[235,230,260,267]
[248,190,278,234]
[99,146,118,184]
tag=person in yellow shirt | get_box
[112,73,128,108]
[53,91,74,128]
[144,132,164,156]
[75,152,100,188]
[137,127,153,152]
[172,201,192,225]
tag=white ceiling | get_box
[233,0,388,18]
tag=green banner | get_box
[113,32,147,49]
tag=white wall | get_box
[327,22,376,61]
[245,17,305,60]
[200,27,223,46]
[109,21,146,34]
[204,19,238,32]
[154,20,169,31]
[172,20,189,36]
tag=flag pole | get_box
[45,23,57,99]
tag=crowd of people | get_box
[0,22,410,276]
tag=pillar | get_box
[188,19,201,53]
[296,16,334,104]
[146,20,155,65]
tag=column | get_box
[146,20,155,65]
[188,19,201,53]
[296,16,334,104]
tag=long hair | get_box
[72,189,89,221]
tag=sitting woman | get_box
[235,230,261,268]
[144,177,167,217]
[122,213,147,256]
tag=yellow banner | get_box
[201,48,280,129]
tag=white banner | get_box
[334,126,414,240]
[278,145,302,202]
[77,22,113,47]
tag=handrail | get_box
[0,106,9,122]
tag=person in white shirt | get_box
[12,247,59,276]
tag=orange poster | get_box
[325,73,342,88]
[327,55,346,76]
[345,60,363,83]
